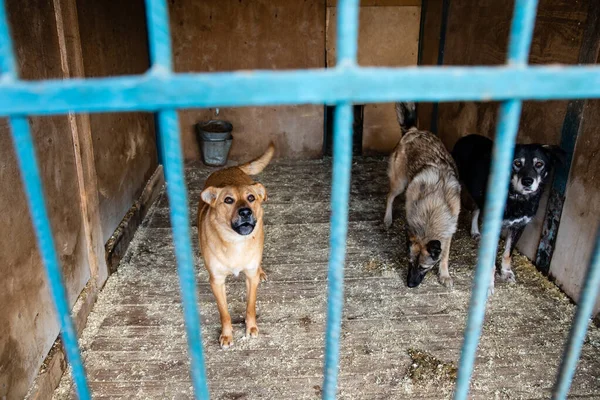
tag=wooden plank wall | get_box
[170,0,326,161]
[326,0,421,154]
[0,1,92,398]
[549,50,600,316]
[434,0,589,260]
[1,1,161,398]
[76,0,158,243]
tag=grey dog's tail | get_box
[394,102,417,134]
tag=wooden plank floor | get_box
[54,158,600,399]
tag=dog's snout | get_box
[522,177,534,187]
[238,207,253,217]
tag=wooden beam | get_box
[327,0,421,6]
[535,0,600,274]
[53,0,108,287]
[429,0,450,134]
[105,165,165,274]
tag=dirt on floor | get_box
[53,158,600,399]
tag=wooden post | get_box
[53,0,108,287]
[535,0,600,274]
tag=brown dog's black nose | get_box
[238,207,252,217]
[522,177,534,187]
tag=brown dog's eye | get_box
[535,161,544,168]
[247,194,255,202]
[513,160,522,168]
[224,197,234,204]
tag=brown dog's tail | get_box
[395,102,417,134]
[238,142,275,175]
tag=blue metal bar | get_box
[0,0,15,78]
[0,0,91,398]
[335,0,359,65]
[158,110,210,399]
[322,103,354,399]
[9,117,91,400]
[1,66,600,116]
[552,228,600,400]
[322,1,359,398]
[454,1,539,399]
[144,0,173,71]
[143,1,209,398]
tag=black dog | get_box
[452,134,565,293]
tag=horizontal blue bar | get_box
[1,66,600,116]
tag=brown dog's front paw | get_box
[246,325,259,338]
[219,334,233,349]
[383,214,393,228]
[438,274,453,289]
[499,269,516,284]
[259,268,268,282]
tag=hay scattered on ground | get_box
[406,348,458,385]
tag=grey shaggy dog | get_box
[384,102,461,289]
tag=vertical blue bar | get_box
[145,0,172,71]
[0,0,91,398]
[9,118,91,400]
[322,1,359,399]
[454,1,538,399]
[552,228,600,400]
[144,1,209,398]
[158,110,209,399]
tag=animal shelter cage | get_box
[2,0,600,399]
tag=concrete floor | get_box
[54,158,600,399]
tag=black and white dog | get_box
[452,134,565,293]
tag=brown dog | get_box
[384,102,460,289]
[198,143,274,348]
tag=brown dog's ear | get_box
[251,183,268,202]
[426,240,442,260]
[200,187,221,206]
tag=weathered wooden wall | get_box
[1,1,160,398]
[76,0,158,243]
[549,51,600,316]
[326,1,421,154]
[0,1,91,398]
[169,0,326,161]
[433,0,589,260]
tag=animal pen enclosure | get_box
[1,0,600,399]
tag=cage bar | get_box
[0,66,600,116]
[453,1,539,399]
[0,0,598,397]
[322,1,360,398]
[144,1,210,398]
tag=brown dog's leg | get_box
[245,270,261,338]
[438,237,453,288]
[384,177,407,228]
[500,227,524,283]
[210,278,233,349]
[384,150,407,228]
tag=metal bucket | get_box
[196,120,233,166]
